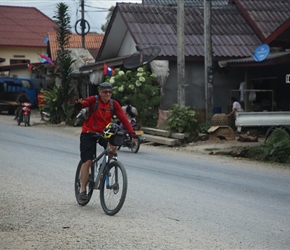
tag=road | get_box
[0,113,290,250]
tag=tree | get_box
[101,6,115,33]
[44,3,76,124]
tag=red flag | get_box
[38,53,55,66]
[27,64,33,72]
[103,63,115,76]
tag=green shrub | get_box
[105,66,160,127]
[265,128,290,163]
[43,86,63,124]
[245,127,290,163]
[166,104,199,143]
[199,122,211,134]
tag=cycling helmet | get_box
[103,123,120,139]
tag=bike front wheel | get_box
[100,161,128,215]
[131,137,141,153]
[75,160,94,206]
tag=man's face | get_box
[99,88,112,103]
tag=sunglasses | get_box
[101,90,112,94]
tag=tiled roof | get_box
[117,3,261,58]
[48,32,104,60]
[234,0,290,42]
[142,0,229,6]
[0,5,56,48]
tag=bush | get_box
[43,86,63,124]
[245,127,290,163]
[105,66,160,127]
[166,104,199,143]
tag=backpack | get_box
[87,95,114,118]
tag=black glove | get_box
[129,132,137,139]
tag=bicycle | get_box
[74,124,128,216]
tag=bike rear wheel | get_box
[131,137,141,153]
[100,161,128,215]
[75,160,94,206]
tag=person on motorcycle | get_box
[14,90,30,121]
[77,82,136,201]
[122,99,138,127]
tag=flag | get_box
[26,60,33,72]
[103,63,115,76]
[43,35,49,44]
[27,63,33,72]
[38,53,55,66]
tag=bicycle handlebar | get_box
[73,108,88,127]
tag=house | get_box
[0,5,57,82]
[81,0,290,121]
[47,32,104,98]
[0,5,104,97]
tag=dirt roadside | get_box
[29,109,264,156]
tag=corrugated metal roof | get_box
[234,0,290,41]
[0,5,56,48]
[48,32,104,61]
[118,3,261,58]
[218,51,290,67]
[143,0,229,6]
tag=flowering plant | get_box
[105,66,160,127]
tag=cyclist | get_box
[77,82,136,201]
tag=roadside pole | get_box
[177,0,185,106]
[204,0,213,122]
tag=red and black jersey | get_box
[81,95,134,134]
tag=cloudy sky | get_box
[0,0,142,33]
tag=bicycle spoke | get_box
[100,161,127,215]
[74,160,94,206]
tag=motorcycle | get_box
[117,122,146,153]
[17,102,31,126]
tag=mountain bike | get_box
[74,128,128,216]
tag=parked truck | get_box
[0,77,38,115]
[235,111,290,138]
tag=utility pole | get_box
[177,0,185,106]
[81,0,85,48]
[204,0,213,122]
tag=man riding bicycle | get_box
[77,82,136,201]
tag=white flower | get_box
[118,85,124,92]
[139,76,146,82]
[118,71,125,76]
[135,80,142,87]
[150,73,157,78]
[109,77,115,84]
[137,67,144,72]
[137,72,143,77]
[129,84,135,90]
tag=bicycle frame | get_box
[92,144,114,189]
[75,127,128,215]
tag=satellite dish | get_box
[123,46,161,69]
[253,44,270,62]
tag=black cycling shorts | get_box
[80,133,108,163]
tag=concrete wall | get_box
[160,61,245,114]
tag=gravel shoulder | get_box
[29,108,265,156]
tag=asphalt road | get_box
[1,113,290,250]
